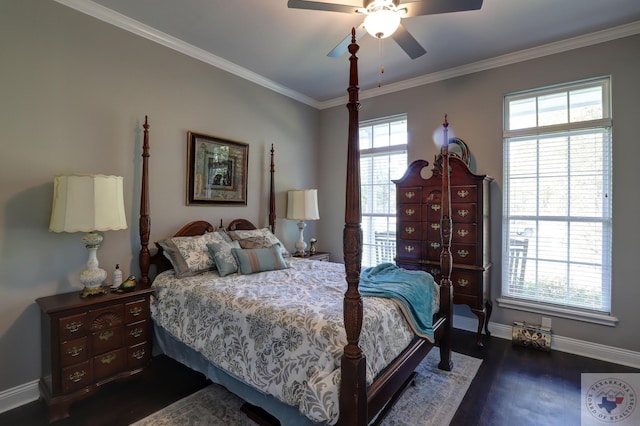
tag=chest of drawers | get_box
[394,158,493,346]
[36,287,154,422]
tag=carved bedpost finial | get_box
[269,143,276,233]
[140,116,151,287]
[341,31,367,425]
[438,114,454,371]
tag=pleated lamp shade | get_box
[49,174,127,294]
[286,189,320,221]
[49,174,127,233]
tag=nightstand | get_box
[36,286,154,422]
[294,251,330,262]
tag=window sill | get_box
[496,297,619,327]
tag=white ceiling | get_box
[58,0,640,108]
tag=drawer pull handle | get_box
[65,321,83,333]
[69,370,86,383]
[457,249,469,258]
[129,307,143,317]
[130,328,144,338]
[457,229,469,237]
[431,223,440,230]
[457,190,469,198]
[457,209,469,217]
[404,245,415,253]
[405,191,415,199]
[132,349,145,360]
[430,268,441,276]
[66,346,84,357]
[431,242,441,249]
[431,204,441,212]
[101,353,117,364]
[405,208,415,217]
[405,226,415,234]
[458,279,470,287]
[99,330,114,341]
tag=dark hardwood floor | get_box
[450,329,639,426]
[2,328,638,426]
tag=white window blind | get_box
[501,77,613,320]
[360,115,407,267]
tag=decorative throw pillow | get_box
[157,231,231,278]
[227,228,291,258]
[207,240,241,277]
[231,244,288,275]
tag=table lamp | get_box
[287,189,320,256]
[49,174,127,297]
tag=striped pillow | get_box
[231,244,288,275]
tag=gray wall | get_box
[0,0,318,392]
[319,34,640,353]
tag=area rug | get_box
[131,351,481,426]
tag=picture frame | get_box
[186,131,249,205]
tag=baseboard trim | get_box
[3,317,639,414]
[0,379,39,414]
[453,315,640,369]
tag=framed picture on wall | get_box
[186,131,249,205]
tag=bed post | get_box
[269,143,276,233]
[139,116,151,288]
[339,28,367,426]
[438,116,453,371]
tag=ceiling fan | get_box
[287,0,483,59]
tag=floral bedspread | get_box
[151,259,439,424]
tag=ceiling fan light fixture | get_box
[364,9,401,39]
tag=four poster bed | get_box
[138,30,454,426]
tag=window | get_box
[499,77,615,325]
[360,115,407,267]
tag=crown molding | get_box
[54,1,640,111]
[319,20,640,109]
[53,0,321,109]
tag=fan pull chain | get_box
[377,36,385,88]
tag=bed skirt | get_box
[152,323,317,425]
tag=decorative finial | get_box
[348,27,360,56]
[443,114,448,128]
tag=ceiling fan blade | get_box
[401,0,483,17]
[391,24,426,59]
[327,24,367,57]
[287,0,360,14]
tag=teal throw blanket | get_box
[360,263,436,340]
